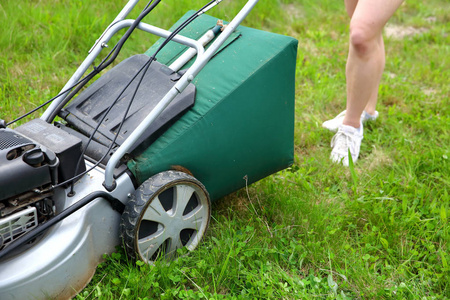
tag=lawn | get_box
[0,0,449,299]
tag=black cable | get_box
[143,0,155,11]
[151,0,218,55]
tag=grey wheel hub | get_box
[120,171,211,263]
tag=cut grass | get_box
[1,0,449,298]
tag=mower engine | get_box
[0,119,85,250]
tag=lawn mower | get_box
[0,0,298,298]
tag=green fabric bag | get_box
[128,12,298,201]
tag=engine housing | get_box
[0,128,51,202]
[0,119,86,249]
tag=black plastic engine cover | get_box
[15,119,86,184]
[63,54,196,161]
[0,128,51,201]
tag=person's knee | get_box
[349,23,379,57]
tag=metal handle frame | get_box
[41,0,259,191]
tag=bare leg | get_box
[363,34,384,115]
[343,0,403,128]
[329,0,403,166]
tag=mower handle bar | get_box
[41,0,259,191]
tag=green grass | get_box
[1,0,449,298]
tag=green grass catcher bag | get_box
[127,12,298,201]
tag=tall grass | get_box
[1,0,449,298]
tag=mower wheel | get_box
[120,170,211,264]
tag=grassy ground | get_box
[1,0,449,298]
